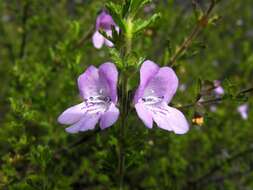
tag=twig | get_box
[53,128,100,158]
[69,128,100,148]
[177,87,253,110]
[169,0,216,67]
[75,26,94,48]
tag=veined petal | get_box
[99,62,118,103]
[100,103,119,129]
[92,31,104,49]
[65,113,100,134]
[144,67,178,103]
[151,102,189,134]
[134,60,159,103]
[135,102,153,128]
[57,102,85,125]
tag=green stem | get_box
[118,22,132,189]
[119,72,128,190]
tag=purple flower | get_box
[134,60,189,134]
[237,104,248,120]
[213,80,224,95]
[58,62,119,133]
[92,11,119,49]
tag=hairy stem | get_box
[119,72,128,190]
[118,24,132,189]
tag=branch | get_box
[75,26,94,48]
[169,0,217,67]
[177,87,253,110]
[53,128,100,159]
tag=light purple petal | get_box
[152,103,189,134]
[65,113,100,134]
[92,31,104,49]
[103,30,114,47]
[134,60,159,103]
[57,102,85,125]
[96,11,115,30]
[78,65,110,99]
[237,104,248,120]
[98,62,118,103]
[104,39,114,47]
[135,102,153,128]
[144,67,178,103]
[78,65,99,98]
[99,103,119,129]
[214,86,224,95]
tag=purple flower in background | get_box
[58,63,119,133]
[213,80,224,95]
[92,10,119,49]
[134,60,189,134]
[237,104,248,120]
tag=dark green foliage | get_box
[0,0,252,189]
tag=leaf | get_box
[133,13,161,34]
[106,2,126,32]
[109,48,123,68]
[130,0,152,18]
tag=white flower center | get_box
[141,95,164,105]
[82,95,111,115]
[140,96,170,116]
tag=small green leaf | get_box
[133,13,161,34]
[106,2,126,32]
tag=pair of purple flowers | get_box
[58,10,189,134]
[58,61,189,134]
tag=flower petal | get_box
[134,60,159,103]
[78,65,110,99]
[65,113,100,133]
[92,31,104,49]
[104,30,114,47]
[152,103,189,134]
[104,39,114,47]
[98,62,118,103]
[57,102,85,125]
[214,86,224,95]
[237,104,248,120]
[96,11,115,30]
[144,67,178,103]
[99,103,119,129]
[135,102,153,128]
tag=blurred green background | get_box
[0,0,252,189]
